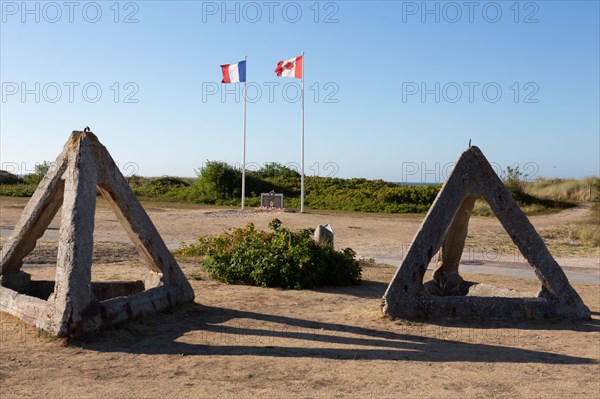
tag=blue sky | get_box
[1,0,598,182]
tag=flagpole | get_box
[241,55,247,210]
[300,51,305,214]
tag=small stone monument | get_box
[314,224,334,246]
[0,131,195,337]
[382,146,590,320]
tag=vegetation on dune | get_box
[0,162,52,196]
[567,178,600,249]
[569,224,600,248]
[175,218,361,289]
[470,167,597,216]
[128,161,441,213]
[0,184,37,197]
[0,161,597,216]
[128,175,193,199]
[524,176,599,203]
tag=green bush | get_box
[252,162,300,179]
[175,218,361,289]
[195,161,242,201]
[22,161,52,185]
[152,176,191,187]
[0,170,23,185]
[503,165,526,198]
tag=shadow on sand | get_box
[314,280,599,333]
[74,303,597,365]
[311,279,389,299]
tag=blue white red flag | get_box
[221,61,246,83]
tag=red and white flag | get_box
[275,55,303,79]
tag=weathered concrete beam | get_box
[0,150,68,274]
[42,134,98,336]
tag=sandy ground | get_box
[1,197,597,282]
[0,196,599,398]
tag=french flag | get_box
[275,55,303,79]
[221,60,246,83]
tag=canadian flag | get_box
[275,55,303,79]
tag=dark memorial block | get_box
[261,192,284,208]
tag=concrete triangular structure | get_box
[382,146,590,320]
[0,131,195,336]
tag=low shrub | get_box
[0,184,37,197]
[471,198,494,216]
[175,218,361,289]
[0,170,23,185]
[570,224,600,248]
